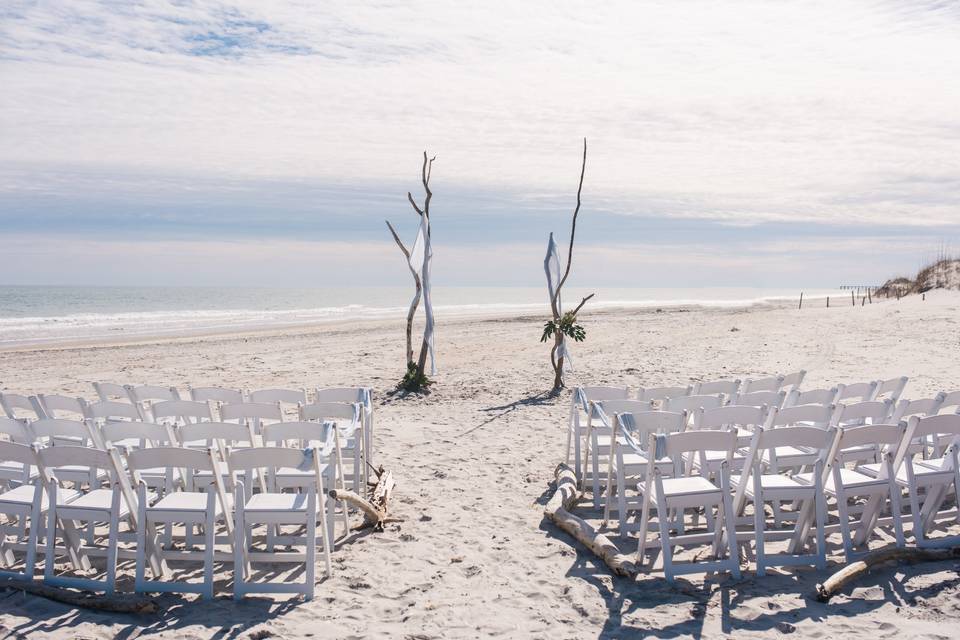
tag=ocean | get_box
[0,286,834,348]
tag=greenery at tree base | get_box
[399,362,433,393]
[540,311,587,344]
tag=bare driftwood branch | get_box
[815,546,960,602]
[0,579,160,614]
[329,469,396,531]
[571,293,595,317]
[385,220,411,259]
[552,138,588,307]
[543,463,639,578]
[386,219,423,365]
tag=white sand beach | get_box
[1,291,959,638]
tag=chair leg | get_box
[204,503,215,600]
[721,487,741,579]
[44,486,57,583]
[106,502,120,595]
[836,491,854,561]
[135,512,147,593]
[233,485,245,601]
[753,495,766,576]
[814,491,827,570]
[305,490,316,599]
[889,481,905,548]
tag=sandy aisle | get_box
[1,291,959,639]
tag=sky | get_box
[1,0,959,288]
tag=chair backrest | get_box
[662,394,723,414]
[228,446,314,498]
[92,382,131,402]
[594,399,653,425]
[127,384,181,403]
[35,445,117,483]
[179,421,256,449]
[834,422,905,452]
[636,385,691,402]
[659,429,737,460]
[898,414,960,469]
[891,394,945,423]
[692,379,740,396]
[784,387,839,408]
[833,399,893,426]
[755,425,836,452]
[220,402,283,423]
[730,390,786,410]
[37,394,88,419]
[0,393,44,421]
[766,404,835,429]
[261,421,336,455]
[576,386,630,409]
[836,381,879,403]
[780,370,807,392]
[190,386,245,404]
[938,391,960,415]
[314,387,366,404]
[741,375,784,394]
[126,446,216,489]
[0,441,39,468]
[31,418,103,449]
[100,420,176,448]
[694,405,766,431]
[874,376,908,402]
[616,410,687,453]
[299,401,361,422]
[85,400,142,422]
[151,400,213,424]
[0,417,33,443]
[249,388,307,405]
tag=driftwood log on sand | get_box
[543,463,639,578]
[329,466,396,531]
[815,546,960,602]
[0,579,160,614]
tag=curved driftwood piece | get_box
[329,468,396,531]
[815,546,960,602]
[0,579,160,614]
[543,463,639,578]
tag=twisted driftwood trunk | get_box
[329,466,396,531]
[815,546,960,602]
[0,579,159,614]
[543,463,639,577]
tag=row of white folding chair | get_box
[0,439,329,599]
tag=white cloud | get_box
[1,1,959,229]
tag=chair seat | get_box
[0,485,80,509]
[731,473,814,497]
[860,461,952,484]
[0,461,38,480]
[916,456,952,470]
[149,491,221,514]
[639,476,720,504]
[245,492,311,513]
[761,446,815,463]
[59,488,134,519]
[795,468,883,492]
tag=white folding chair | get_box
[729,390,786,410]
[797,422,906,561]
[0,442,44,580]
[85,401,144,448]
[741,375,784,394]
[585,398,653,508]
[300,401,365,492]
[92,382,132,403]
[831,400,894,465]
[836,381,879,404]
[567,386,629,484]
[874,377,909,404]
[779,370,807,394]
[692,405,767,473]
[597,404,685,533]
[220,402,283,436]
[262,421,337,569]
[249,388,307,420]
[151,400,213,428]
[230,447,318,600]
[126,385,182,422]
[0,418,38,487]
[37,394,88,421]
[692,379,741,397]
[783,387,839,409]
[31,419,107,486]
[0,393,45,421]
[635,430,741,582]
[662,395,723,418]
[37,445,138,594]
[635,385,691,406]
[190,386,245,405]
[938,391,960,416]
[128,446,231,599]
[898,415,960,547]
[314,387,375,469]
[732,426,832,575]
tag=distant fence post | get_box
[827,296,830,308]
[868,289,872,304]
[798,292,804,310]
[851,291,855,306]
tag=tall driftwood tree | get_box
[385,151,437,391]
[542,138,594,393]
